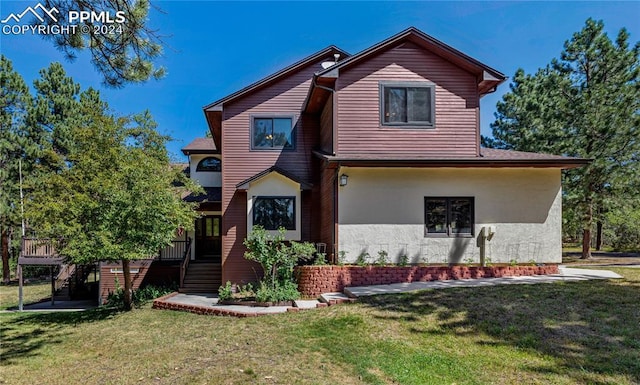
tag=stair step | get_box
[179,288,218,294]
[184,273,222,278]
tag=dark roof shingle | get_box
[181,138,217,155]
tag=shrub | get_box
[106,283,176,309]
[337,250,348,266]
[313,252,327,265]
[218,281,233,301]
[243,226,315,302]
[255,281,300,303]
[356,252,370,266]
[375,250,388,266]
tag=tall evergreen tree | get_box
[40,0,164,87]
[485,19,639,259]
[0,56,37,283]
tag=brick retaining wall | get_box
[296,265,559,297]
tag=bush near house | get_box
[219,226,315,303]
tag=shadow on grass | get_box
[0,308,120,364]
[359,277,640,384]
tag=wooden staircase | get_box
[54,264,95,300]
[179,261,222,294]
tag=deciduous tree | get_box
[28,105,199,309]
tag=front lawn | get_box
[1,268,638,385]
[0,281,52,310]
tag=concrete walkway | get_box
[155,266,624,316]
[344,266,623,297]
[5,266,626,315]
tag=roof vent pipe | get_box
[334,53,340,63]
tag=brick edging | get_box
[296,264,559,297]
[152,293,313,317]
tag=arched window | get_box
[196,157,221,172]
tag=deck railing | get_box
[21,237,57,258]
[158,240,191,261]
[179,237,193,288]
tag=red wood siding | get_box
[319,94,333,154]
[318,166,336,260]
[99,261,179,304]
[221,59,329,285]
[335,44,480,157]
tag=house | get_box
[193,26,587,288]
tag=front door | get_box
[195,216,221,262]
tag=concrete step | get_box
[319,292,357,306]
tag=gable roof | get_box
[181,137,217,155]
[236,166,313,191]
[318,27,505,85]
[303,27,506,114]
[203,46,350,112]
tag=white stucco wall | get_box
[246,172,302,240]
[337,167,562,264]
[189,154,222,187]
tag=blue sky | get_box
[1,1,638,161]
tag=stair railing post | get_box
[50,265,55,306]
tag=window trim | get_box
[250,115,296,151]
[195,157,221,172]
[252,196,296,231]
[379,81,435,128]
[424,196,474,237]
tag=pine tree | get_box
[41,0,164,87]
[485,19,640,259]
[0,56,37,282]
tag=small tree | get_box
[28,106,200,310]
[243,226,315,301]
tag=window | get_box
[196,157,221,171]
[425,197,474,236]
[253,196,295,230]
[251,117,295,150]
[380,82,434,127]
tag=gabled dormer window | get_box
[196,157,221,171]
[251,116,295,150]
[380,82,435,127]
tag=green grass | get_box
[0,281,52,310]
[1,268,639,385]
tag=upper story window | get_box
[253,196,295,230]
[196,157,221,172]
[425,197,474,237]
[380,82,435,127]
[251,116,295,150]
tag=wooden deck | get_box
[19,238,64,265]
